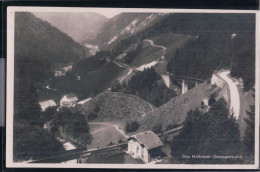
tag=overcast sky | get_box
[15,7,167,19]
[95,9,122,18]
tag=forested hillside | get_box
[13,79,65,161]
[15,12,90,82]
[171,99,242,164]
[112,68,176,107]
[167,32,255,91]
[50,61,126,100]
[166,34,232,79]
[138,81,221,132]
[230,33,255,90]
[13,13,93,161]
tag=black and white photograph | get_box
[6,7,259,169]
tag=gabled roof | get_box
[39,99,57,111]
[128,131,163,150]
[65,93,77,99]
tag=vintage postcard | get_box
[6,7,259,169]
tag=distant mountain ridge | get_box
[15,12,90,81]
[33,12,108,44]
[89,13,167,49]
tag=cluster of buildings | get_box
[39,94,164,164]
[39,93,79,111]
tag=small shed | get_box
[127,131,163,163]
[39,99,57,111]
[60,93,78,108]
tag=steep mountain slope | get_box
[108,13,255,90]
[111,67,177,107]
[89,13,167,49]
[116,32,195,75]
[33,12,108,43]
[49,61,127,100]
[150,33,196,74]
[77,62,126,99]
[140,13,255,38]
[137,81,221,132]
[76,91,155,121]
[149,32,196,61]
[15,12,90,81]
[111,13,254,58]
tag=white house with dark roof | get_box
[127,131,163,163]
[60,93,78,108]
[39,99,57,111]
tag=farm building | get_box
[60,93,78,108]
[127,131,163,163]
[39,99,57,111]
[54,65,72,77]
[54,70,65,77]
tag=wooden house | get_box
[127,131,163,163]
[60,93,78,108]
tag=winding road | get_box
[144,39,166,61]
[218,70,240,119]
[136,39,166,71]
[112,60,134,84]
[113,39,169,87]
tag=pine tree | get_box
[13,80,65,161]
[171,99,242,164]
[26,83,42,125]
[14,80,41,125]
[243,90,255,157]
[243,105,255,155]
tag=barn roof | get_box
[128,131,163,150]
[39,99,57,111]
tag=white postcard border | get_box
[6,7,260,169]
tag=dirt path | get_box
[218,70,240,119]
[91,126,112,135]
[89,122,129,138]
